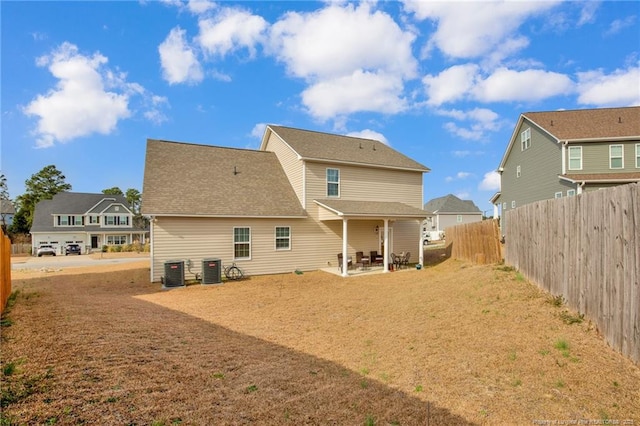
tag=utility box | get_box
[202,258,222,285]
[163,260,185,288]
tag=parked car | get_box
[36,245,56,257]
[65,244,81,255]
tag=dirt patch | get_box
[2,260,639,425]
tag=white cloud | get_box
[423,64,479,106]
[437,107,504,141]
[445,172,472,182]
[403,1,559,60]
[197,8,267,58]
[301,70,406,120]
[479,171,501,191]
[604,15,637,36]
[346,129,389,145]
[23,43,131,148]
[251,123,268,139]
[187,0,216,15]
[576,64,640,107]
[268,3,416,80]
[473,68,574,103]
[159,27,204,85]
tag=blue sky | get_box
[2,0,639,214]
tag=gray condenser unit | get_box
[202,258,222,285]
[163,260,185,288]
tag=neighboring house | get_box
[31,192,148,255]
[1,199,15,228]
[141,125,430,280]
[423,194,482,239]
[491,106,640,232]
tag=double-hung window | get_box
[568,146,582,170]
[610,145,623,169]
[636,144,640,168]
[516,165,521,178]
[275,226,291,250]
[521,128,531,151]
[234,227,251,260]
[327,168,340,197]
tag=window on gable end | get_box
[521,128,531,151]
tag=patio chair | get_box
[370,251,384,266]
[401,252,410,269]
[337,253,353,273]
[356,251,370,269]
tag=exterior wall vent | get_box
[163,260,185,288]
[202,258,222,285]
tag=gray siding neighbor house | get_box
[423,194,482,240]
[30,192,148,255]
[491,106,640,232]
[1,199,15,228]
[141,125,430,281]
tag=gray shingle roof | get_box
[315,199,428,218]
[0,200,15,214]
[267,125,430,172]
[30,192,138,232]
[423,194,481,214]
[141,139,306,217]
[524,106,640,140]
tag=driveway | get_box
[11,254,149,271]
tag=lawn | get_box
[2,258,639,425]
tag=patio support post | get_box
[383,219,389,273]
[342,218,349,277]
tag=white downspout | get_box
[418,219,424,267]
[561,141,567,175]
[342,218,349,277]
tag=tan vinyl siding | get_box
[569,140,640,174]
[388,220,422,258]
[437,213,482,231]
[304,162,423,208]
[263,132,305,205]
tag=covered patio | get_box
[314,199,428,277]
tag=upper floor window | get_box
[516,165,521,178]
[568,146,582,170]
[327,168,340,197]
[88,215,100,225]
[275,226,291,250]
[567,189,576,197]
[104,215,129,226]
[610,145,623,169]
[555,192,563,199]
[456,215,463,223]
[57,215,83,226]
[520,128,531,151]
[636,144,640,168]
[511,200,516,208]
[234,227,251,260]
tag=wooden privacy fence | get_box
[1,230,11,315]
[445,219,502,264]
[505,182,639,365]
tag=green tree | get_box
[125,188,141,213]
[102,187,124,195]
[14,165,71,232]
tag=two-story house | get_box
[491,106,640,232]
[31,192,148,255]
[423,194,482,240]
[141,125,430,280]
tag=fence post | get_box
[0,230,11,314]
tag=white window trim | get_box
[568,146,582,170]
[555,192,563,199]
[516,165,521,178]
[326,168,340,197]
[636,144,640,168]
[567,189,576,197]
[520,128,531,151]
[511,200,516,208]
[609,144,624,169]
[233,226,251,260]
[274,226,291,251]
[456,215,463,223]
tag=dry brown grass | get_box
[2,258,639,425]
